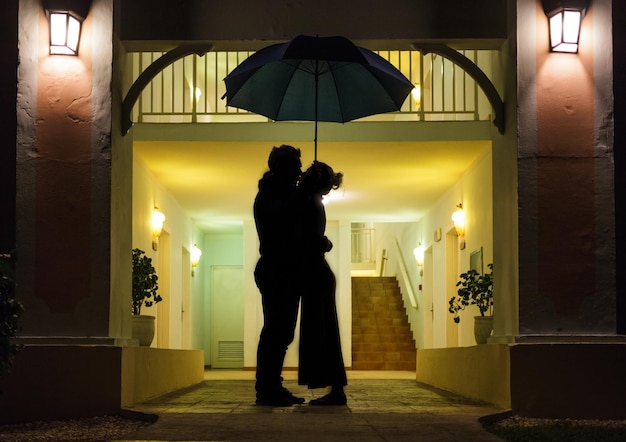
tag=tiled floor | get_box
[203,369,416,381]
[119,370,506,441]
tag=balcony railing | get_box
[352,226,376,265]
[129,49,496,125]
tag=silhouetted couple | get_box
[253,145,347,406]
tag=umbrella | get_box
[222,35,414,159]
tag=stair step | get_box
[352,351,417,362]
[352,342,417,352]
[351,276,416,371]
[352,360,416,371]
[355,310,409,319]
[352,334,414,344]
[352,325,413,335]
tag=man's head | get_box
[268,145,302,183]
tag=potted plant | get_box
[448,263,493,344]
[132,248,162,346]
[0,252,23,378]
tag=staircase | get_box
[351,277,417,370]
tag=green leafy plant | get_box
[0,252,24,377]
[132,248,162,316]
[448,263,493,323]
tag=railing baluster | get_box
[419,51,425,121]
[192,54,197,123]
[130,49,493,124]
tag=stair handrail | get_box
[392,237,418,309]
[379,248,388,277]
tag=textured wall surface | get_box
[517,0,615,335]
[16,0,115,338]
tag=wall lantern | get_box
[191,244,202,277]
[44,1,90,55]
[413,243,425,277]
[542,0,589,53]
[451,203,466,250]
[413,244,424,267]
[151,208,165,251]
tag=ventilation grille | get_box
[218,340,244,360]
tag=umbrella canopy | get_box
[222,35,414,158]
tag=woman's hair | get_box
[301,161,343,192]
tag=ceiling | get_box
[134,139,491,234]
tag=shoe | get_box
[255,394,294,406]
[256,387,305,406]
[309,392,347,406]
[281,387,305,404]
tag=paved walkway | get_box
[118,371,506,441]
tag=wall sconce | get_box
[44,1,90,55]
[542,0,589,53]
[451,203,466,250]
[191,244,202,277]
[413,243,424,277]
[151,208,165,251]
[413,244,424,267]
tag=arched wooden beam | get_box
[122,43,214,135]
[411,43,505,134]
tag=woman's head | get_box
[300,161,343,195]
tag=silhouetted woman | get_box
[297,161,348,405]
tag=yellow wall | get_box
[417,146,493,348]
[0,345,204,424]
[417,342,626,419]
[416,344,511,408]
[121,347,204,406]
[132,155,206,350]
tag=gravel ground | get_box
[2,413,626,441]
[492,415,626,430]
[0,415,154,442]
[484,414,626,442]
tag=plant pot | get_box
[474,315,493,344]
[132,314,155,346]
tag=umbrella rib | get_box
[274,60,330,120]
[327,63,350,123]
[274,61,302,119]
[293,60,331,76]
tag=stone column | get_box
[16,0,131,343]
[515,0,616,338]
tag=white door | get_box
[211,266,244,368]
[181,247,191,349]
[423,246,434,348]
[445,229,459,348]
[156,230,171,348]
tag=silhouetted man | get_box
[253,145,305,406]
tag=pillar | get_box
[16,0,131,343]
[516,0,616,337]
